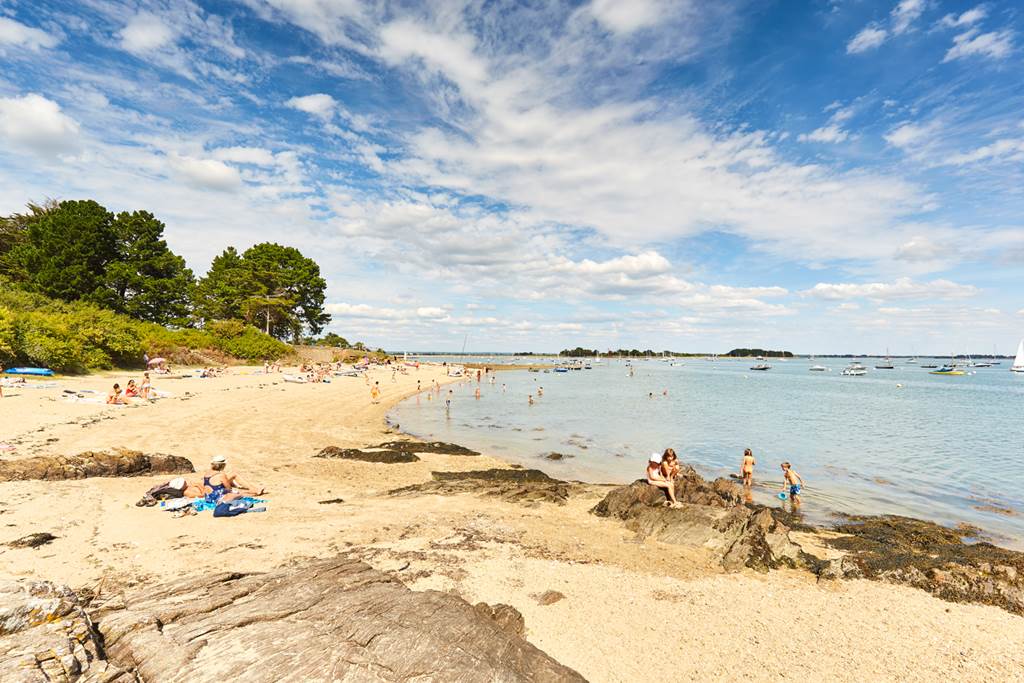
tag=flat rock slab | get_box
[315,446,420,463]
[390,468,574,506]
[0,579,129,682]
[592,471,807,572]
[0,449,193,482]
[375,441,479,456]
[93,556,585,682]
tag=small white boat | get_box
[875,349,894,370]
[809,364,827,372]
[841,362,867,376]
[750,362,772,371]
[1011,339,1024,373]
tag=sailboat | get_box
[875,348,894,370]
[1011,339,1024,373]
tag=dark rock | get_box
[376,440,479,456]
[824,515,1024,615]
[390,469,574,506]
[7,532,57,549]
[591,474,808,572]
[536,590,566,606]
[92,556,583,682]
[314,446,419,463]
[474,602,526,636]
[317,498,345,505]
[0,579,129,681]
[0,449,193,482]
[544,452,573,461]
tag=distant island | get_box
[557,347,793,358]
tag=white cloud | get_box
[939,7,987,29]
[890,0,924,36]
[119,12,177,53]
[805,278,979,301]
[168,155,242,192]
[847,26,887,53]
[286,93,337,119]
[588,0,665,34]
[884,120,939,149]
[943,138,1024,166]
[416,306,448,319]
[894,236,955,262]
[0,16,59,50]
[943,28,1014,62]
[0,94,80,157]
[212,146,278,166]
[798,124,849,144]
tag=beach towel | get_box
[213,498,268,517]
[192,496,266,513]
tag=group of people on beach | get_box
[107,373,153,404]
[646,448,804,508]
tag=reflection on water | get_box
[391,358,1024,548]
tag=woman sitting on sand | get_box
[124,379,139,398]
[106,383,127,405]
[201,454,266,503]
[646,450,681,508]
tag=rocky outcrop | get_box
[376,440,479,456]
[91,556,584,682]
[824,515,1024,615]
[591,472,807,572]
[0,580,129,682]
[314,446,420,463]
[0,449,193,482]
[390,468,574,505]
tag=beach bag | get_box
[136,477,187,507]
[213,500,253,517]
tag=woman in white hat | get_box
[201,455,265,503]
[646,449,680,507]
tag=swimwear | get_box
[203,476,228,503]
[789,484,802,496]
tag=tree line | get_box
[0,199,334,343]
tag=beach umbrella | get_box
[147,357,166,366]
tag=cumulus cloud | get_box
[0,16,60,50]
[884,121,939,149]
[119,12,177,53]
[943,28,1014,62]
[587,0,666,34]
[286,93,337,119]
[0,94,80,157]
[168,155,242,192]
[804,278,979,301]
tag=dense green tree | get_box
[10,200,118,306]
[105,211,194,324]
[192,247,251,321]
[317,332,350,348]
[195,243,330,341]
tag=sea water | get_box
[390,358,1024,548]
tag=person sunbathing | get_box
[200,455,266,503]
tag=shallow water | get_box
[391,358,1024,548]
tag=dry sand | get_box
[2,365,1023,682]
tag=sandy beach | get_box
[2,365,1024,682]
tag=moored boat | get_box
[1011,339,1024,373]
[841,362,867,376]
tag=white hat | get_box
[211,455,227,464]
[648,452,662,463]
[169,477,186,489]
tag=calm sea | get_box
[390,357,1024,548]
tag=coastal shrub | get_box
[0,282,291,372]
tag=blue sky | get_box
[1,0,1022,354]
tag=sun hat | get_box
[648,452,662,463]
[211,455,227,465]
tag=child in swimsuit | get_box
[780,461,804,507]
[740,448,756,487]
